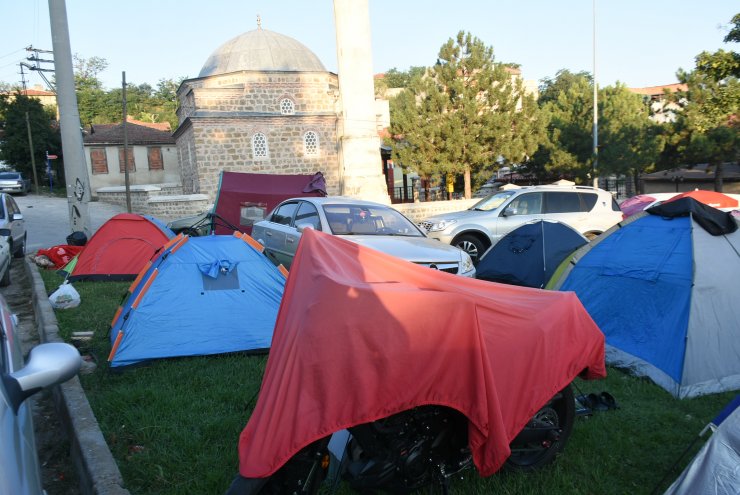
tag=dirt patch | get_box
[1,259,80,495]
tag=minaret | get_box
[333,0,390,203]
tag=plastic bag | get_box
[49,281,81,309]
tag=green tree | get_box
[0,93,61,180]
[531,70,594,182]
[671,13,740,191]
[390,32,543,199]
[598,84,664,192]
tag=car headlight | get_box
[428,219,457,232]
[460,251,475,274]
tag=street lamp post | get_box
[592,0,599,189]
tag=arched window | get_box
[280,98,295,115]
[304,131,319,156]
[252,132,269,159]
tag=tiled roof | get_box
[628,83,688,97]
[84,121,175,145]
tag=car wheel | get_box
[453,234,487,264]
[0,264,10,286]
[504,385,576,472]
[13,234,26,258]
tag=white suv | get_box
[419,185,623,262]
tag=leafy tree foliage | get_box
[670,13,740,191]
[530,70,594,182]
[73,55,182,130]
[390,31,543,198]
[598,84,665,191]
[0,93,61,179]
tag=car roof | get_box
[280,196,391,208]
[500,185,609,194]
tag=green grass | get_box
[39,270,735,495]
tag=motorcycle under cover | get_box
[237,229,606,478]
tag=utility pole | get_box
[122,71,132,213]
[24,112,40,193]
[48,0,92,236]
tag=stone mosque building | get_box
[173,24,347,201]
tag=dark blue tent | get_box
[476,220,587,288]
[108,233,286,368]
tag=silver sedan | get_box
[252,197,476,277]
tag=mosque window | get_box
[280,98,295,115]
[252,133,269,159]
[304,131,319,156]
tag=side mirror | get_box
[2,343,81,413]
[502,206,517,217]
[12,213,23,221]
[295,222,315,233]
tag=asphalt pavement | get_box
[14,194,126,253]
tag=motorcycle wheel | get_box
[504,384,575,472]
[225,437,331,495]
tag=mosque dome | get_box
[198,28,327,77]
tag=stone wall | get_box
[175,71,342,202]
[187,116,340,201]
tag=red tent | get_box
[666,190,739,209]
[236,229,606,478]
[64,213,174,281]
[213,171,326,235]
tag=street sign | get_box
[47,154,58,159]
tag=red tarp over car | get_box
[237,229,606,478]
[213,171,326,235]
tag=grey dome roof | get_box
[199,29,326,77]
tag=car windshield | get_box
[469,191,517,211]
[322,204,423,236]
[0,173,20,180]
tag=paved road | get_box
[14,194,126,253]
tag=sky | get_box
[1,0,737,92]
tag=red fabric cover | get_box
[70,213,170,279]
[666,190,739,209]
[213,172,325,235]
[237,229,606,478]
[35,245,83,268]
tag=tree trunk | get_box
[464,167,472,199]
[713,162,723,192]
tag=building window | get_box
[304,131,319,156]
[118,147,135,172]
[90,148,108,174]
[147,147,164,170]
[280,98,295,115]
[252,133,269,159]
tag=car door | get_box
[4,196,24,247]
[259,201,299,267]
[494,192,544,241]
[543,192,589,233]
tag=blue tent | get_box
[108,233,286,368]
[550,199,740,398]
[476,220,587,288]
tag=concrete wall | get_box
[96,184,210,221]
[394,198,478,224]
[85,144,180,196]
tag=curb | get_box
[26,259,131,495]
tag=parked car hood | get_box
[340,235,463,263]
[425,209,493,222]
